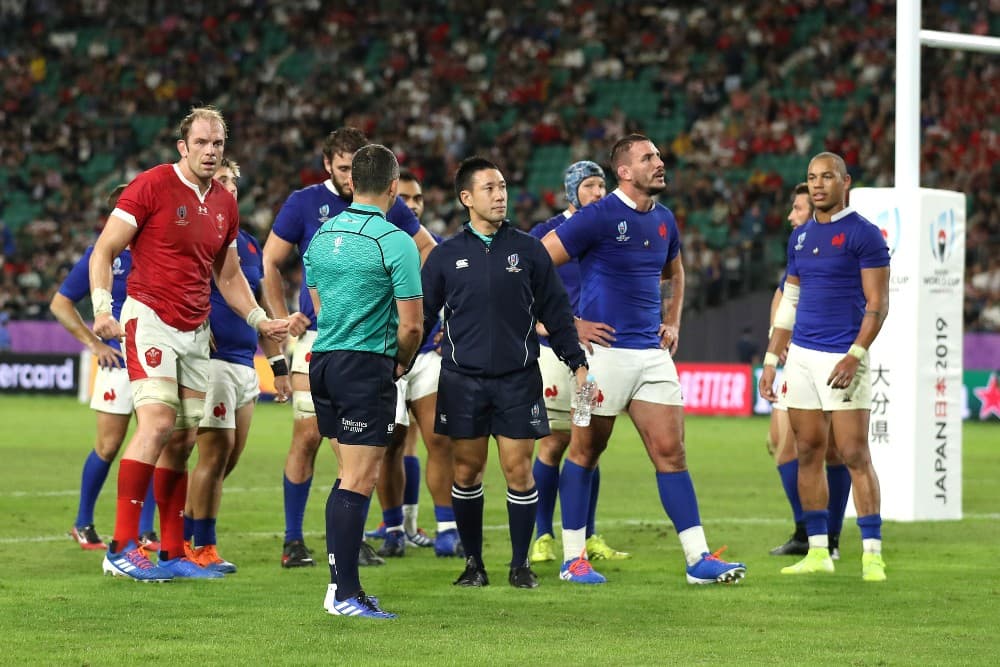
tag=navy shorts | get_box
[309,350,396,446]
[435,365,549,440]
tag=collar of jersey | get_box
[464,220,506,244]
[173,163,213,203]
[830,206,855,222]
[345,202,386,218]
[611,188,643,211]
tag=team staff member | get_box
[306,144,422,620]
[542,134,745,586]
[421,157,590,590]
[91,106,288,582]
[51,185,157,552]
[760,152,890,582]
[261,127,435,568]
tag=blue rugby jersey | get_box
[208,229,263,367]
[271,180,421,330]
[58,246,132,353]
[554,190,680,350]
[785,207,890,353]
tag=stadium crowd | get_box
[0,1,997,330]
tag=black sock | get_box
[325,479,341,585]
[507,487,538,568]
[452,482,485,567]
[793,521,807,542]
[331,488,369,601]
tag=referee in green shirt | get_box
[303,144,422,620]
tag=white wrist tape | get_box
[847,344,867,360]
[763,352,780,367]
[91,288,113,316]
[246,306,269,331]
[773,282,799,331]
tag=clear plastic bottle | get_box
[572,373,597,427]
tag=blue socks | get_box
[777,460,804,523]
[559,460,593,532]
[403,456,420,506]
[283,474,312,543]
[75,450,111,527]
[532,458,559,537]
[655,470,702,533]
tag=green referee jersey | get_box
[303,202,422,357]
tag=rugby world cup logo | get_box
[875,207,901,257]
[929,209,956,264]
[616,220,630,243]
[794,231,806,251]
[506,253,522,273]
[319,204,330,222]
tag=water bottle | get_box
[572,374,597,427]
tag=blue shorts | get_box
[435,365,549,440]
[309,350,396,446]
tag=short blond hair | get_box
[178,106,227,141]
[217,156,241,179]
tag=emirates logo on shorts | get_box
[145,347,162,368]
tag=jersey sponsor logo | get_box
[794,231,806,251]
[506,253,522,273]
[213,402,227,418]
[319,204,330,222]
[439,413,448,424]
[387,423,395,433]
[198,205,209,215]
[104,388,117,402]
[455,259,469,269]
[144,347,162,368]
[544,384,558,398]
[832,233,845,247]
[615,221,630,243]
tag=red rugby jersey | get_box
[113,163,239,331]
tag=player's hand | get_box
[93,313,123,343]
[259,318,290,343]
[759,365,778,403]
[273,374,291,403]
[89,340,125,369]
[575,319,616,354]
[658,323,679,356]
[827,355,860,389]
[393,362,409,380]
[288,312,311,338]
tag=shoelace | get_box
[704,546,730,562]
[125,547,157,570]
[566,557,595,576]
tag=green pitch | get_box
[1,396,996,665]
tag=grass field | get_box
[1,396,997,666]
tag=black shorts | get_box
[309,350,396,446]
[435,365,549,440]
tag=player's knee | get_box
[132,378,180,412]
[292,391,315,419]
[175,397,205,430]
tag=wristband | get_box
[847,344,867,360]
[268,354,288,377]
[763,352,780,367]
[246,306,269,331]
[91,288,113,316]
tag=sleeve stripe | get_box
[396,294,423,300]
[111,207,137,227]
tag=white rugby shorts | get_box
[781,343,872,411]
[198,359,261,429]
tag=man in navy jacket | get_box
[421,156,590,590]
